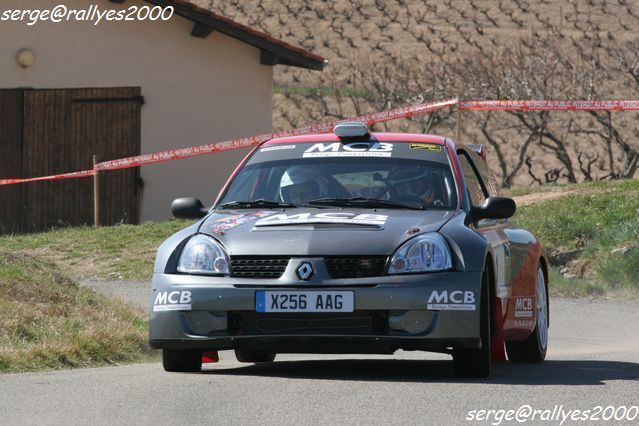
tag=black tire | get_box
[162,349,202,372]
[453,268,491,377]
[235,349,276,363]
[506,266,548,363]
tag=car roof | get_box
[263,132,448,145]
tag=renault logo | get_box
[296,262,314,281]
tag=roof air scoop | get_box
[333,121,370,139]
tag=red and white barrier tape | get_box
[269,97,460,138]
[4,97,639,187]
[460,100,639,111]
[94,98,459,171]
[92,135,271,172]
[0,98,457,185]
[0,169,95,186]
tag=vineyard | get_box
[196,0,639,186]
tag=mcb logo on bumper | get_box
[153,291,192,312]
[427,290,476,311]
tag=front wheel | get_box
[506,266,548,363]
[453,267,491,377]
[162,349,202,372]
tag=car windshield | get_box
[218,156,458,210]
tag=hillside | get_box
[203,0,639,86]
[196,0,639,186]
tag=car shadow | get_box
[203,358,639,385]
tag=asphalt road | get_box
[1,285,638,425]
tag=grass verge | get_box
[0,220,191,281]
[513,179,639,297]
[0,250,157,373]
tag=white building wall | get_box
[0,0,273,221]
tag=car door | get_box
[458,148,539,337]
[457,149,512,298]
[470,151,539,311]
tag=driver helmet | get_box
[279,166,326,204]
[387,166,431,199]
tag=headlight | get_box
[177,234,230,275]
[388,233,452,274]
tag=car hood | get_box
[198,208,459,256]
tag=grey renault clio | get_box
[149,122,549,377]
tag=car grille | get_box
[230,257,289,279]
[229,256,388,279]
[228,311,389,335]
[324,256,388,279]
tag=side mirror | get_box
[467,196,516,224]
[171,198,208,219]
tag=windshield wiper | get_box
[218,199,296,209]
[307,197,423,210]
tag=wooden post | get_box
[93,155,99,226]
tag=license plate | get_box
[255,291,354,313]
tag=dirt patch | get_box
[512,186,639,207]
[560,258,595,280]
[80,280,150,312]
[19,247,116,281]
[512,189,580,207]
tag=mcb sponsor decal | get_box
[255,212,388,226]
[153,291,192,312]
[303,142,393,158]
[514,297,534,317]
[427,290,476,311]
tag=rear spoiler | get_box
[467,144,487,162]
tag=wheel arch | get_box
[484,251,497,336]
[538,254,550,329]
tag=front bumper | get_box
[148,270,483,354]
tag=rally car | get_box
[149,122,549,377]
